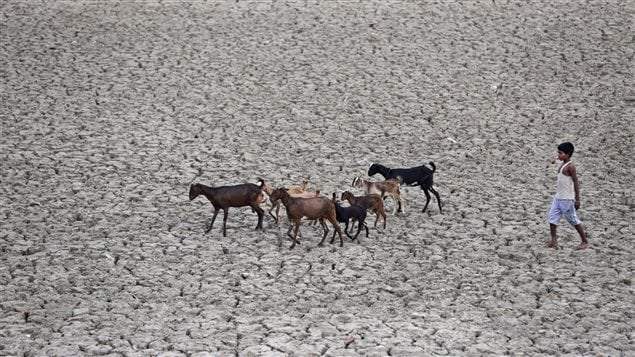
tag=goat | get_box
[331,193,368,241]
[189,179,265,237]
[368,162,442,213]
[352,177,404,214]
[341,191,387,229]
[269,188,343,249]
[263,180,319,224]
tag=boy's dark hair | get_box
[558,142,575,157]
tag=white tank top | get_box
[556,162,575,200]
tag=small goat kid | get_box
[352,177,404,214]
[331,193,369,241]
[269,188,343,249]
[341,191,387,229]
[189,179,265,237]
[368,162,442,213]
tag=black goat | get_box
[341,191,387,229]
[368,162,442,213]
[332,193,369,241]
[189,179,265,236]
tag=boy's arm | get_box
[568,164,581,208]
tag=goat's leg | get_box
[290,219,301,249]
[286,221,295,240]
[382,211,387,228]
[429,186,442,213]
[376,209,387,229]
[328,216,344,247]
[206,209,220,234]
[421,187,432,213]
[363,221,369,237]
[398,195,406,214]
[348,219,356,234]
[343,221,354,240]
[252,204,264,230]
[222,209,229,237]
[319,218,330,246]
[286,217,301,243]
[331,219,343,242]
[373,210,380,227]
[387,194,398,215]
[351,219,362,242]
[268,201,278,223]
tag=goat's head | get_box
[262,182,274,195]
[341,191,353,201]
[368,163,379,176]
[269,188,290,202]
[189,184,202,200]
[352,177,363,187]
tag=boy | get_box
[547,142,589,250]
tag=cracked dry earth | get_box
[1,1,634,356]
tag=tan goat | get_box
[352,177,405,214]
[269,188,343,249]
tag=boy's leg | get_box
[547,224,558,248]
[547,199,560,248]
[563,202,588,250]
[575,224,588,250]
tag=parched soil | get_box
[1,1,633,356]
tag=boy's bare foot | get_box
[575,242,588,250]
[546,241,558,248]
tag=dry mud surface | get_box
[1,1,634,356]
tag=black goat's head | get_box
[189,184,202,200]
[368,163,380,177]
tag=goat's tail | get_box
[429,162,436,173]
[257,178,265,189]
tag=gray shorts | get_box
[548,198,581,226]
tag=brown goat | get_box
[189,179,265,237]
[263,181,319,224]
[341,191,387,229]
[352,177,404,214]
[269,188,343,249]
